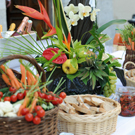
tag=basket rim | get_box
[58,94,121,123]
[124,61,135,84]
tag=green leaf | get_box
[86,19,127,44]
[67,71,81,82]
[81,71,90,80]
[97,49,104,60]
[70,58,78,69]
[92,75,96,90]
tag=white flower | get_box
[2,101,13,113]
[13,104,21,114]
[78,3,92,20]
[64,4,79,15]
[90,8,100,21]
[4,112,17,117]
[67,11,79,26]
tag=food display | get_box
[58,95,121,135]
[60,95,116,115]
[0,55,66,126]
[116,87,135,117]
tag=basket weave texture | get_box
[123,49,135,70]
[0,54,59,135]
[124,61,135,87]
[58,95,121,135]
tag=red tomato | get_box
[38,92,45,99]
[25,113,33,122]
[37,109,45,118]
[4,97,11,102]
[35,106,42,112]
[10,95,17,102]
[9,87,16,94]
[52,96,59,105]
[21,108,29,115]
[33,116,41,125]
[58,97,63,104]
[44,94,53,102]
[23,90,28,97]
[59,92,66,99]
[17,93,24,100]
[0,92,3,98]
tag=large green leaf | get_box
[86,19,127,44]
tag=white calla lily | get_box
[78,3,92,20]
[64,4,79,15]
[90,8,100,21]
[68,11,79,26]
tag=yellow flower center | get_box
[83,12,86,16]
[71,21,75,25]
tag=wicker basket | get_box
[58,95,121,135]
[124,61,135,87]
[0,54,59,135]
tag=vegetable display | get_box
[0,62,66,125]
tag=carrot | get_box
[2,74,11,86]
[27,71,36,85]
[42,88,46,92]
[11,80,16,88]
[20,64,26,86]
[0,65,6,73]
[17,96,29,116]
[29,92,38,113]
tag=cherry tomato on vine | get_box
[58,97,63,104]
[25,113,33,122]
[35,106,42,112]
[52,96,59,105]
[10,95,17,102]
[44,94,53,102]
[0,92,3,98]
[59,92,66,99]
[33,116,41,125]
[4,96,11,102]
[21,108,29,115]
[38,92,45,99]
[23,90,28,97]
[17,93,24,100]
[9,87,16,93]
[37,109,45,118]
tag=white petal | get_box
[79,12,84,20]
[69,11,74,18]
[85,6,92,12]
[78,3,84,10]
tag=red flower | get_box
[42,48,67,64]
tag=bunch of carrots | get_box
[0,64,44,116]
[0,63,66,125]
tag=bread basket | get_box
[124,61,135,87]
[58,94,121,135]
[0,54,58,135]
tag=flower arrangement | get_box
[3,0,126,97]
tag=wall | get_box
[0,0,7,31]
[96,0,135,48]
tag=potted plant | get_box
[2,0,126,97]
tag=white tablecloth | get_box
[7,40,135,135]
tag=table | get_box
[8,40,135,135]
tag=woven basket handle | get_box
[0,54,46,82]
[124,61,135,78]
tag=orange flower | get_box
[63,33,71,51]
[15,0,56,37]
